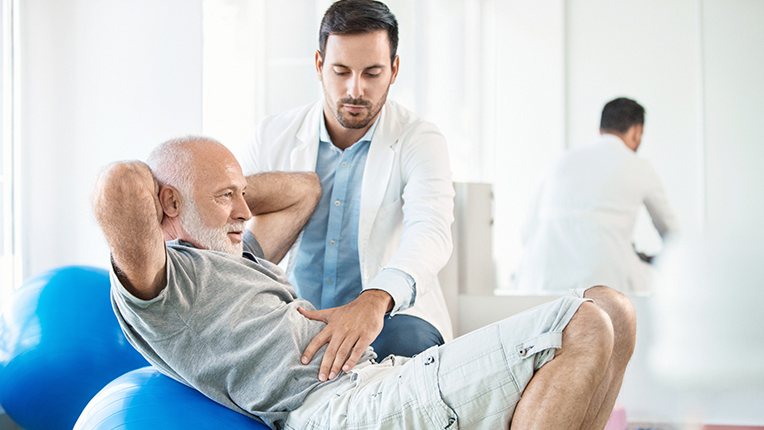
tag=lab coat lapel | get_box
[358,103,398,259]
[290,101,323,172]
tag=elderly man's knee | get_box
[563,302,615,365]
[585,286,637,357]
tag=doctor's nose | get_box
[347,74,363,99]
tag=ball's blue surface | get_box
[0,266,149,430]
[75,367,270,430]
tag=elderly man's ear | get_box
[158,186,182,219]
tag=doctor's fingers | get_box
[301,326,332,366]
[321,333,361,381]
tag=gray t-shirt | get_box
[110,231,376,428]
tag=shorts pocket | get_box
[437,338,520,429]
[412,349,459,429]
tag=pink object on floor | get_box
[604,404,628,430]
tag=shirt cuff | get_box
[363,268,416,315]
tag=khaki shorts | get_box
[285,295,588,430]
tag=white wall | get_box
[20,0,203,278]
[492,0,566,289]
[703,0,764,234]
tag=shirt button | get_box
[334,200,341,206]
[329,240,336,246]
[341,162,348,167]
[327,278,333,285]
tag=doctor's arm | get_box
[374,125,455,306]
[244,171,321,264]
[91,161,167,300]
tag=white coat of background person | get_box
[240,0,454,382]
[515,97,679,295]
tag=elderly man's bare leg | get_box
[510,301,615,430]
[576,286,637,430]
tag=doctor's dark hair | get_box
[600,97,645,134]
[318,0,399,65]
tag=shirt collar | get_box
[599,133,628,147]
[319,109,380,148]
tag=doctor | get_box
[240,0,454,381]
[515,97,679,295]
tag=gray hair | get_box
[146,135,223,196]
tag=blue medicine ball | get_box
[0,266,149,430]
[75,367,270,430]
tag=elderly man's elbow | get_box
[92,161,156,224]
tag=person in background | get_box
[516,97,679,295]
[240,0,454,377]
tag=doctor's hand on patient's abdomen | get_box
[298,289,393,382]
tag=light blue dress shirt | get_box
[289,112,415,313]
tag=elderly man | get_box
[93,136,635,430]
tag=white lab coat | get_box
[240,100,455,341]
[515,134,679,295]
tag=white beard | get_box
[179,198,245,256]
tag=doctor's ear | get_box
[158,185,182,218]
[315,50,324,80]
[390,55,400,84]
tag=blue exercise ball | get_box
[0,266,149,430]
[75,366,270,429]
